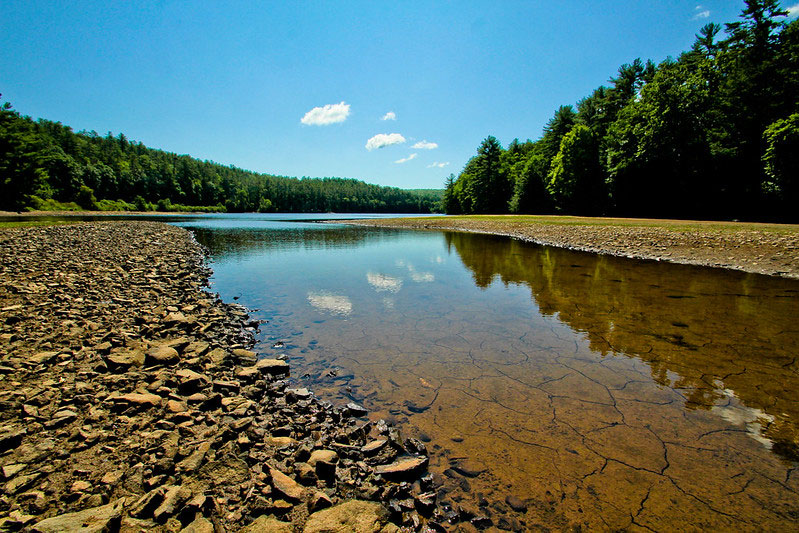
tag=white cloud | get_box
[426,161,450,168]
[394,153,417,164]
[692,5,710,19]
[307,291,352,315]
[788,4,799,18]
[412,140,438,150]
[365,133,406,151]
[381,111,396,121]
[367,272,403,293]
[301,101,350,126]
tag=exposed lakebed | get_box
[182,215,799,530]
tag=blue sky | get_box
[3,1,795,189]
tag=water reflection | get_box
[193,223,799,530]
[446,231,799,461]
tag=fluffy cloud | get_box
[412,140,438,150]
[693,5,710,19]
[788,4,799,18]
[301,101,350,126]
[381,111,396,121]
[365,133,406,150]
[426,161,450,168]
[394,153,417,164]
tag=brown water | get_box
[188,219,799,531]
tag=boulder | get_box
[374,456,428,479]
[303,500,398,533]
[242,516,292,533]
[146,345,180,365]
[269,467,304,502]
[255,358,289,376]
[31,498,125,532]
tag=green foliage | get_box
[763,113,799,213]
[547,125,604,215]
[442,2,798,221]
[75,185,98,210]
[0,96,440,214]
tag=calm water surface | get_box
[177,215,799,531]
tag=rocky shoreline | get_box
[0,222,441,532]
[341,216,799,279]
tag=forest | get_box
[0,102,442,213]
[444,0,799,222]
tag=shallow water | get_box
[181,217,799,530]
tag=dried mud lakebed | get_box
[0,221,438,532]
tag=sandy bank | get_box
[342,215,799,279]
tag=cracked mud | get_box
[194,224,799,531]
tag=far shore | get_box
[340,214,799,279]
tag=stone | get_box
[178,441,212,473]
[109,392,162,408]
[105,348,145,369]
[2,463,26,479]
[70,480,92,492]
[308,491,333,513]
[362,439,388,455]
[375,456,429,479]
[164,311,188,325]
[153,485,192,522]
[303,500,397,533]
[242,516,293,533]
[270,467,305,502]
[505,495,528,513]
[206,348,229,366]
[451,461,485,478]
[212,379,240,392]
[5,473,42,494]
[295,462,317,485]
[346,402,368,417]
[100,470,123,485]
[308,449,339,467]
[29,351,58,365]
[235,366,260,381]
[265,436,298,448]
[130,488,165,518]
[232,348,257,364]
[180,516,214,533]
[166,400,188,413]
[287,387,312,400]
[0,426,26,452]
[146,344,180,365]
[175,368,209,392]
[31,498,125,532]
[255,358,290,376]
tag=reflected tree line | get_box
[445,231,799,460]
[190,226,406,256]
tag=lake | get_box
[21,212,797,530]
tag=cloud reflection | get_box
[307,291,353,316]
[367,272,403,293]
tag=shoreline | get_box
[340,215,799,279]
[0,221,438,532]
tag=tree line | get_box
[0,101,442,213]
[444,0,799,222]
